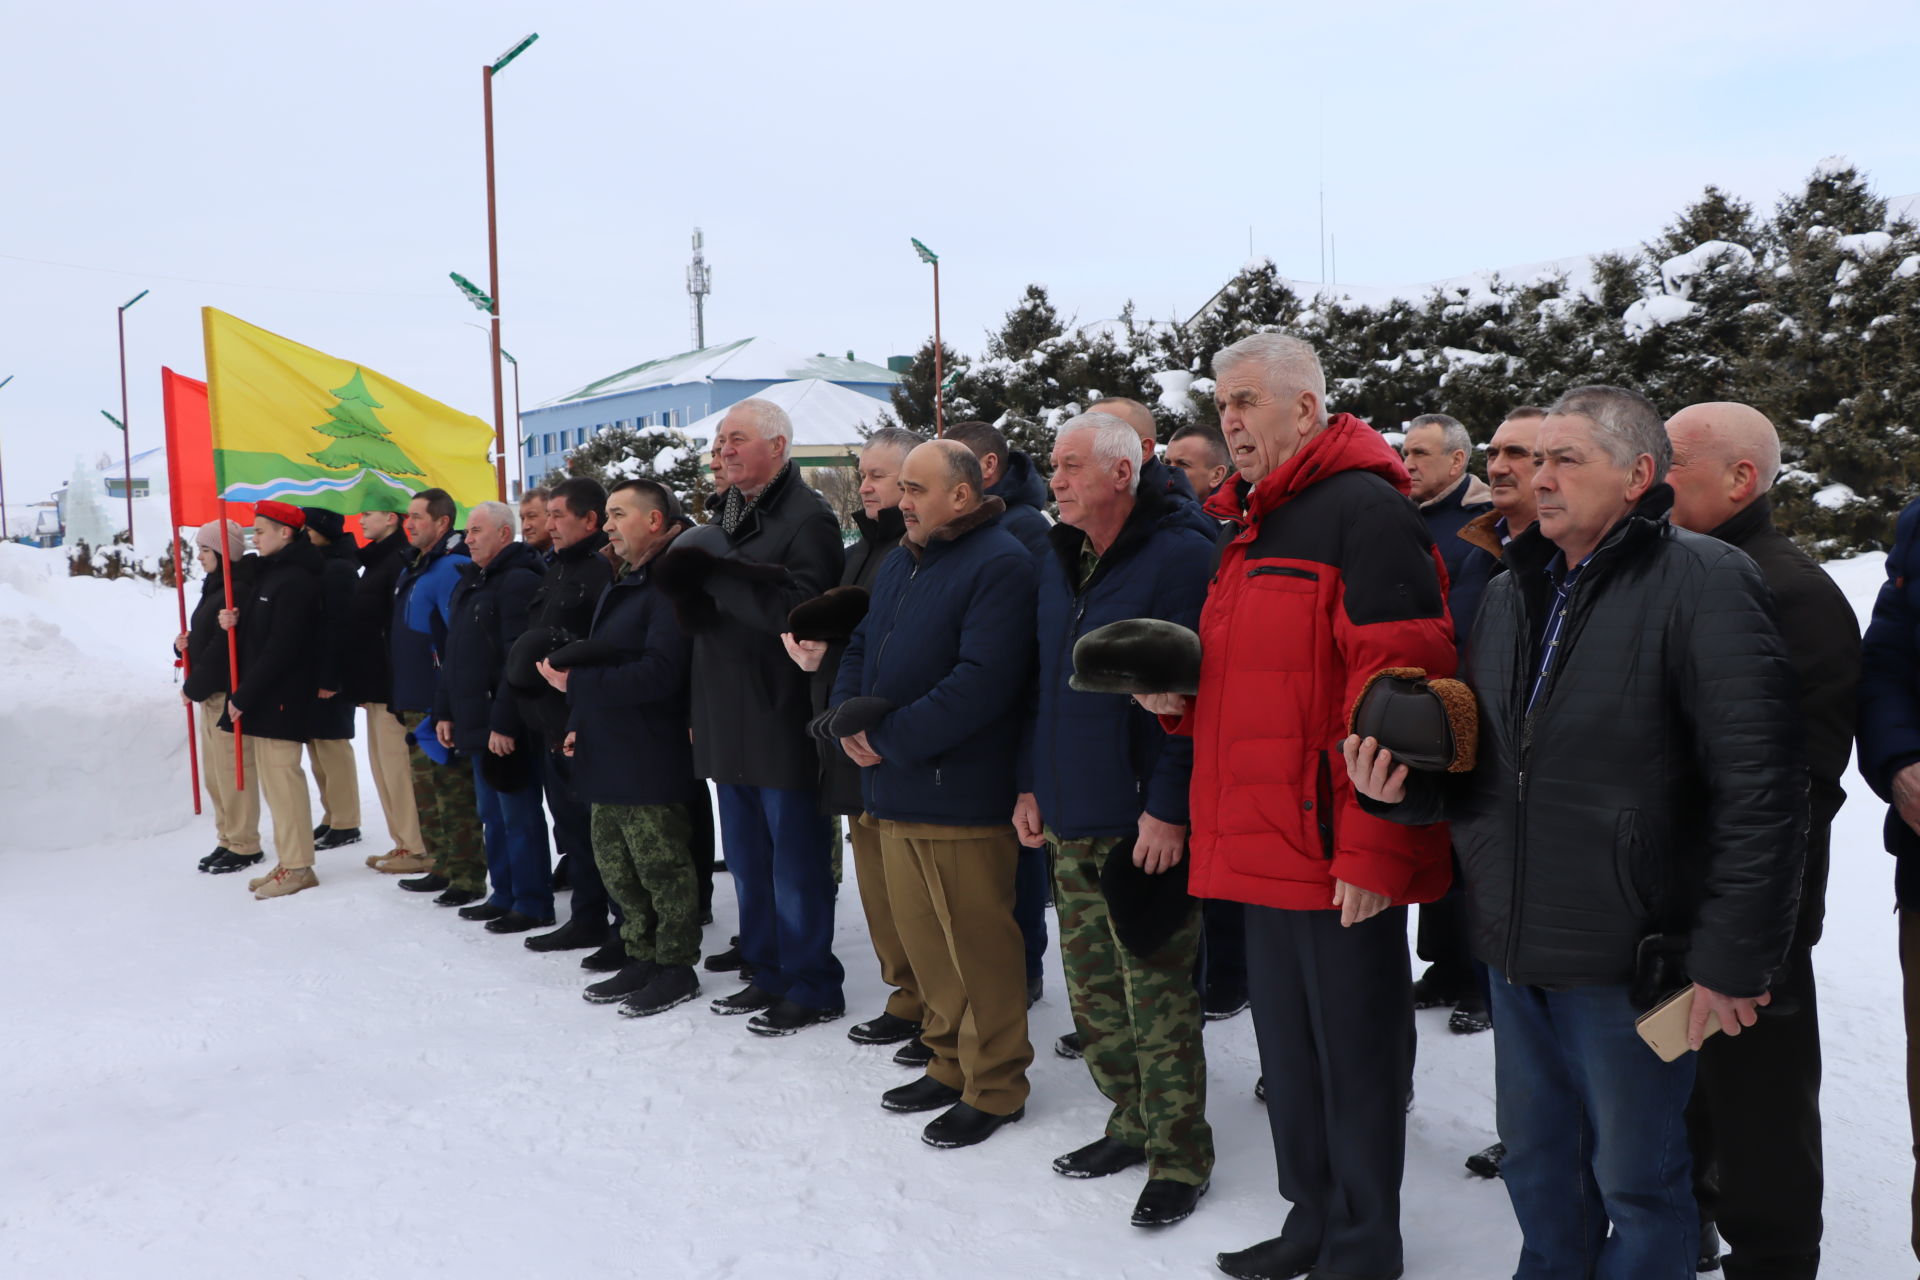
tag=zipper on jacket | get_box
[871,561,920,681]
[1248,564,1319,581]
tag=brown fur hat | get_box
[1346,667,1479,773]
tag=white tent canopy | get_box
[685,379,893,451]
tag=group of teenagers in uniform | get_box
[173,327,1920,1280]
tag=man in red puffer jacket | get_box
[1144,332,1454,1280]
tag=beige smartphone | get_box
[1634,986,1724,1062]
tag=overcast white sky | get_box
[4,0,1918,500]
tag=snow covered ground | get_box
[0,546,1910,1278]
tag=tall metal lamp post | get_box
[479,32,539,502]
[910,238,943,436]
[115,289,148,539]
[0,374,12,541]
[500,347,524,497]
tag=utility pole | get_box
[480,33,538,502]
[116,289,148,540]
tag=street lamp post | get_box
[0,374,12,541]
[911,238,943,436]
[116,289,149,541]
[500,347,523,497]
[480,32,539,502]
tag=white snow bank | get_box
[0,543,194,851]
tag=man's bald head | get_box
[897,439,985,546]
[1664,401,1784,534]
[1089,397,1159,458]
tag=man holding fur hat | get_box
[217,499,326,900]
[826,439,1037,1149]
[1014,410,1220,1228]
[1138,334,1456,1280]
[781,425,929,1054]
[1348,385,1805,1279]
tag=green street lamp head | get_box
[499,348,518,366]
[910,238,940,266]
[450,271,494,313]
[491,32,539,73]
[120,289,149,312]
[101,410,126,432]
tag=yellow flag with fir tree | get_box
[202,307,496,516]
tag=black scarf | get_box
[719,460,792,537]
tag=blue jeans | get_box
[1014,843,1050,983]
[715,784,843,1010]
[1490,976,1699,1280]
[471,754,554,920]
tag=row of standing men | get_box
[177,327,1873,1280]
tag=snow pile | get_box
[1660,241,1756,296]
[1622,294,1700,337]
[0,542,194,852]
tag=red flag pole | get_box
[220,500,244,791]
[173,527,201,814]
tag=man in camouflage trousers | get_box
[403,711,487,896]
[544,477,705,1017]
[1014,413,1220,1229]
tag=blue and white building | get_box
[520,338,902,484]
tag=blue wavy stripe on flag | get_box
[219,470,418,502]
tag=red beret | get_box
[255,499,307,530]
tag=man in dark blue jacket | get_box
[828,439,1037,1151]
[1859,493,1920,1267]
[1016,412,1218,1229]
[544,477,704,1018]
[388,488,485,907]
[434,500,551,932]
[946,418,1054,1006]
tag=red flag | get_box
[162,368,363,544]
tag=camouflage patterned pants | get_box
[1051,830,1214,1185]
[591,802,700,966]
[402,713,486,894]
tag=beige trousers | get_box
[851,816,922,1023]
[197,693,260,855]
[306,734,361,829]
[872,816,1032,1115]
[255,737,316,870]
[362,703,424,855]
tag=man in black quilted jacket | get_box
[1347,384,1805,1280]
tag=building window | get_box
[576,427,589,445]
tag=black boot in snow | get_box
[619,965,700,1017]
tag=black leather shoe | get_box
[580,941,628,973]
[433,887,482,907]
[1053,1135,1147,1179]
[584,960,656,1004]
[710,983,777,1016]
[618,964,700,1018]
[1463,1141,1505,1178]
[1132,1177,1208,1227]
[881,1076,962,1114]
[400,874,450,893]
[848,1012,922,1046]
[458,902,510,922]
[525,916,608,952]
[1026,975,1043,1007]
[893,1036,933,1068]
[1216,1236,1317,1280]
[922,1102,1023,1149]
[199,847,229,872]
[747,999,844,1036]
[314,826,362,850]
[312,824,330,841]
[205,850,264,875]
[1203,986,1251,1021]
[703,943,745,973]
[486,911,555,934]
[1056,1030,1083,1059]
[1449,990,1492,1035]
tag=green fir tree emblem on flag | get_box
[307,369,426,477]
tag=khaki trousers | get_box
[254,736,316,870]
[306,734,361,829]
[197,693,260,855]
[872,816,1032,1115]
[851,815,922,1023]
[361,703,423,854]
